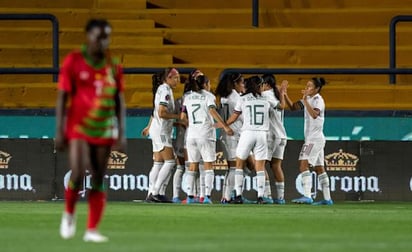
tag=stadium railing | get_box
[0,13,59,82]
[0,13,411,84]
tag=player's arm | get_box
[277,80,288,110]
[301,91,320,119]
[158,104,180,120]
[209,106,233,136]
[284,92,304,111]
[226,110,241,126]
[179,106,188,128]
[55,90,69,151]
[141,115,153,137]
[114,91,127,152]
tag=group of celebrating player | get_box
[143,68,334,206]
[56,18,333,243]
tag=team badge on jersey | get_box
[79,71,90,81]
[165,94,170,101]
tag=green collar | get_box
[81,44,106,69]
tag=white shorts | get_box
[151,133,173,152]
[236,130,268,161]
[299,140,325,166]
[186,138,216,163]
[219,135,239,161]
[267,137,287,160]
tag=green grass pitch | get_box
[0,201,411,252]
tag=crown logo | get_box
[213,151,228,170]
[325,149,359,171]
[0,150,12,169]
[108,151,128,169]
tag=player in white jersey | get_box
[146,68,181,203]
[226,76,276,204]
[215,72,245,203]
[261,74,289,204]
[286,77,333,205]
[181,75,233,204]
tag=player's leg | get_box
[60,139,89,239]
[172,155,185,203]
[312,147,333,205]
[83,143,110,242]
[152,146,175,202]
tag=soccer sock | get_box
[275,181,285,200]
[64,180,80,214]
[173,165,184,198]
[153,159,175,195]
[199,163,205,198]
[204,170,214,197]
[87,189,106,230]
[318,172,332,201]
[301,170,312,198]
[185,171,196,197]
[256,171,265,198]
[159,169,172,196]
[234,168,244,196]
[148,161,163,195]
[264,180,272,198]
[223,167,236,200]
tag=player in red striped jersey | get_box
[56,19,126,242]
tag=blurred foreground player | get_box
[56,19,126,242]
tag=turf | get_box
[0,201,411,252]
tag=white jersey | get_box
[183,89,217,140]
[303,93,325,141]
[219,89,243,137]
[150,83,175,138]
[261,90,287,139]
[234,93,272,131]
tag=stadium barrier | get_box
[1,139,411,202]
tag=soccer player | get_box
[214,72,245,203]
[261,74,288,204]
[181,75,233,204]
[147,68,181,203]
[56,19,126,242]
[226,76,275,204]
[285,77,333,205]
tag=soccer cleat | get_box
[312,199,334,206]
[199,197,205,204]
[203,197,212,204]
[262,197,274,204]
[242,197,257,204]
[291,196,313,204]
[83,230,108,243]
[60,212,76,240]
[220,198,230,204]
[153,195,173,203]
[231,195,243,204]
[186,197,196,204]
[273,198,286,205]
[145,194,156,203]
[172,197,181,203]
[257,197,267,204]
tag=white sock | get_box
[301,170,312,198]
[275,181,285,200]
[318,172,331,201]
[204,170,214,197]
[185,171,196,197]
[159,169,172,195]
[264,180,272,198]
[173,165,184,198]
[256,171,265,198]
[153,159,175,195]
[224,167,236,200]
[148,162,163,195]
[234,169,244,196]
[199,163,205,198]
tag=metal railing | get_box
[389,15,412,84]
[0,13,59,81]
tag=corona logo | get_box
[108,151,128,169]
[213,151,228,170]
[0,150,12,169]
[325,149,359,171]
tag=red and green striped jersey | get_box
[58,45,124,145]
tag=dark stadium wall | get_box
[0,139,412,202]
